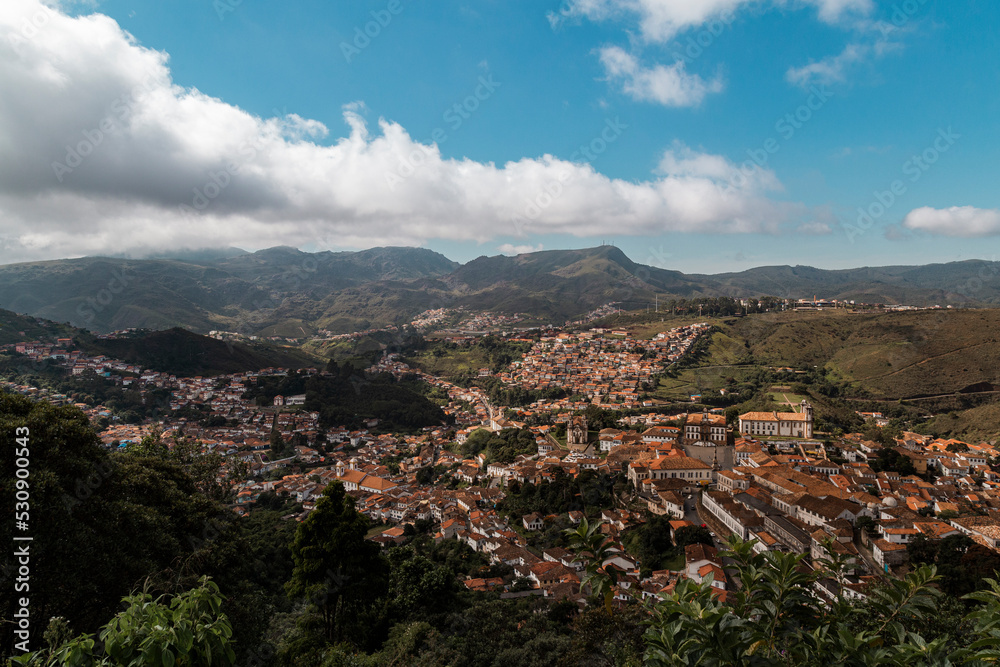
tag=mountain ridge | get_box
[0,245,995,334]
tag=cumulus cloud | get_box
[552,0,871,42]
[599,46,724,107]
[498,243,544,256]
[0,0,816,262]
[555,0,888,97]
[902,207,1000,238]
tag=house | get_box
[523,512,544,531]
[950,516,1000,548]
[685,543,721,582]
[692,562,727,590]
[638,455,714,484]
[872,539,908,569]
[642,426,680,445]
[648,490,685,519]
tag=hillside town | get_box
[4,318,1000,607]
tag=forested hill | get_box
[77,327,317,376]
[0,245,997,335]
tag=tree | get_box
[270,430,290,459]
[855,515,877,535]
[286,483,389,643]
[622,515,675,575]
[565,518,620,615]
[12,577,235,666]
[674,525,714,550]
[0,394,230,656]
[907,534,939,565]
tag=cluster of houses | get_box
[695,431,1000,589]
[498,324,710,409]
[14,320,1000,605]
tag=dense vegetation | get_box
[0,309,76,346]
[619,517,715,577]
[0,354,173,424]
[79,328,316,377]
[498,469,620,519]
[244,363,448,433]
[0,394,295,662]
[460,428,538,464]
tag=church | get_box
[739,401,814,439]
[566,416,590,451]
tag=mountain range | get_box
[0,245,996,334]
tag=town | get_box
[5,314,1000,612]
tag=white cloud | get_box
[902,207,1000,237]
[800,0,873,24]
[785,42,868,86]
[0,0,816,262]
[599,46,724,107]
[785,8,909,88]
[796,221,832,235]
[553,0,872,43]
[498,243,544,256]
[556,0,888,95]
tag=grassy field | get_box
[917,401,1000,444]
[695,309,1000,401]
[768,390,809,408]
[652,329,756,401]
[404,347,493,377]
[636,308,1000,441]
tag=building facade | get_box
[739,401,814,439]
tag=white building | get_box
[739,401,813,439]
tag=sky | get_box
[0,0,999,273]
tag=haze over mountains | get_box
[0,245,995,335]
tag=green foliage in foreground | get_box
[11,578,235,667]
[641,536,1000,666]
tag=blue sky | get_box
[1,0,998,272]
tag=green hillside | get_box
[639,309,1000,440]
[0,308,77,345]
[3,246,1000,336]
[78,328,318,377]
